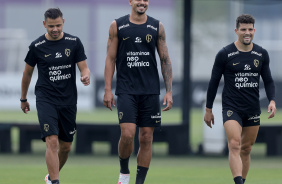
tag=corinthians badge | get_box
[227,110,233,117]
[65,48,71,57]
[254,59,259,67]
[44,124,49,132]
[119,112,123,120]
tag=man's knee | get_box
[46,135,59,151]
[59,142,72,153]
[228,139,241,153]
[241,143,254,155]
[139,133,153,145]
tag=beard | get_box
[243,41,251,45]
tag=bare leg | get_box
[119,123,136,159]
[58,140,72,171]
[45,135,59,181]
[137,127,154,167]
[240,126,259,179]
[224,120,242,178]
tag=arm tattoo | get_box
[107,24,115,53]
[159,23,172,92]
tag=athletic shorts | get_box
[222,109,260,127]
[117,94,161,127]
[36,101,77,142]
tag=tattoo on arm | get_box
[107,23,115,54]
[159,23,172,92]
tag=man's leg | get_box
[58,140,72,171]
[136,127,154,184]
[224,120,243,184]
[45,135,60,181]
[118,123,136,183]
[240,126,259,181]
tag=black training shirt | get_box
[115,14,160,95]
[206,43,275,114]
[25,33,87,105]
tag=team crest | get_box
[65,49,71,57]
[119,112,123,120]
[254,59,259,67]
[44,124,49,132]
[146,34,152,43]
[227,110,233,117]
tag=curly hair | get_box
[236,14,255,29]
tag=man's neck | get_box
[234,40,253,52]
[129,12,147,25]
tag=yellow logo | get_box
[227,110,233,117]
[254,59,259,67]
[45,54,51,57]
[65,49,71,57]
[123,37,130,41]
[155,120,161,123]
[146,34,152,43]
[254,120,259,123]
[119,112,123,120]
[233,63,240,66]
[44,124,49,132]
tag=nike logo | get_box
[69,129,76,135]
[156,120,161,123]
[45,54,51,57]
[233,63,240,65]
[254,120,259,123]
[123,37,130,40]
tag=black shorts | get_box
[36,101,77,142]
[117,94,161,127]
[222,109,260,127]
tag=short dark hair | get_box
[236,14,255,29]
[44,8,63,20]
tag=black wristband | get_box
[20,99,27,102]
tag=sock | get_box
[135,165,149,184]
[243,178,246,183]
[119,156,130,174]
[234,176,243,184]
[51,180,59,184]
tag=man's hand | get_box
[204,108,214,128]
[103,90,115,111]
[162,92,173,111]
[81,75,90,86]
[21,101,30,114]
[268,100,276,119]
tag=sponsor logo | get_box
[35,40,46,47]
[227,110,233,117]
[254,59,259,67]
[146,34,152,43]
[45,54,51,58]
[123,37,130,40]
[155,120,161,123]
[69,128,76,135]
[251,51,262,57]
[254,120,260,123]
[55,52,62,58]
[48,64,72,82]
[244,64,251,70]
[233,62,240,66]
[119,112,123,120]
[228,51,239,57]
[147,25,157,31]
[44,124,49,132]
[65,37,77,41]
[135,37,142,43]
[118,24,129,30]
[65,49,71,57]
[248,115,260,120]
[151,113,161,119]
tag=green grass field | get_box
[0,108,282,183]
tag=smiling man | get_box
[204,14,276,184]
[103,0,173,184]
[20,8,90,184]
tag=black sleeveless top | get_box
[115,14,160,95]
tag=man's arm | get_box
[157,22,173,111]
[103,21,118,111]
[21,64,34,113]
[77,60,90,86]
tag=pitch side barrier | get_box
[0,123,282,156]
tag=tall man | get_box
[20,8,90,184]
[204,14,276,184]
[103,0,173,183]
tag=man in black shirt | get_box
[20,8,90,184]
[103,0,173,183]
[204,14,276,184]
